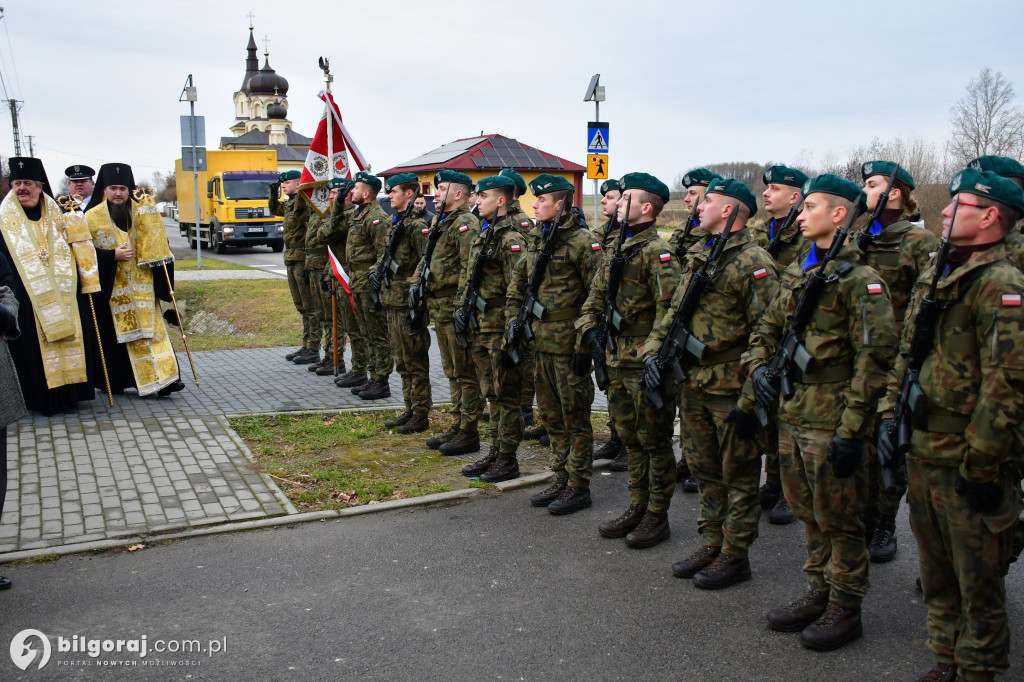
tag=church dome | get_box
[248,56,289,96]
[267,99,287,120]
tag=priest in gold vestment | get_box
[86,163,183,398]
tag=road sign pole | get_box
[594,100,599,226]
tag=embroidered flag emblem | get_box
[459,225,468,232]
[521,221,530,228]
[659,253,672,262]
[372,219,380,225]
[866,283,883,295]
[510,244,521,252]
[753,267,768,280]
[591,243,601,251]
[1002,293,1022,306]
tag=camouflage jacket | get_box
[345,201,389,292]
[879,243,1024,478]
[858,213,939,337]
[508,199,534,234]
[667,213,707,262]
[413,204,479,303]
[457,213,527,334]
[303,209,329,270]
[1002,228,1024,272]
[506,211,602,355]
[752,215,807,270]
[373,206,428,309]
[316,202,355,266]
[644,227,780,402]
[577,222,681,369]
[268,192,310,264]
[743,241,897,438]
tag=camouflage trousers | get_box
[520,340,536,412]
[778,421,869,609]
[679,389,761,558]
[385,307,431,417]
[353,289,392,382]
[469,331,522,455]
[306,267,333,358]
[286,262,317,350]
[866,441,908,517]
[316,274,348,364]
[763,420,780,484]
[430,296,480,430]
[908,457,1020,677]
[336,280,364,374]
[608,364,677,514]
[535,351,594,489]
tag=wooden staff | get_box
[331,278,339,375]
[160,261,200,389]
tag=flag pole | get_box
[319,57,339,375]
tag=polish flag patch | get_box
[753,267,768,280]
[372,219,381,226]
[511,244,521,252]
[1002,293,1022,307]
[659,253,672,262]
[421,228,430,235]
[459,225,469,233]
[866,283,883,295]
[591,242,602,251]
[521,221,531,228]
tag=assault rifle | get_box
[371,192,418,310]
[455,207,499,348]
[592,195,632,391]
[505,198,568,365]
[674,196,702,262]
[764,202,802,260]
[408,192,450,330]
[643,206,741,408]
[855,164,901,252]
[881,198,957,493]
[754,196,865,427]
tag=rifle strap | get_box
[700,344,746,365]
[791,364,853,384]
[539,307,581,323]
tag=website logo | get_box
[10,629,51,670]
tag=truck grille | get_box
[234,207,267,219]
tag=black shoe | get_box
[385,411,413,428]
[399,414,429,434]
[0,576,11,590]
[693,554,751,590]
[523,425,547,441]
[594,438,623,460]
[768,497,797,525]
[608,447,628,472]
[868,517,897,563]
[479,453,520,483]
[336,370,367,388]
[316,360,344,376]
[292,348,320,365]
[624,511,670,549]
[351,379,374,395]
[521,408,535,427]
[800,604,862,651]
[598,504,647,538]
[359,381,392,400]
[680,476,699,493]
[307,358,325,372]
[427,422,460,450]
[530,478,567,507]
[462,446,498,477]
[548,486,592,515]
[157,380,185,398]
[672,545,721,578]
[285,347,305,361]
[759,480,782,510]
[539,434,550,447]
[440,430,481,456]
[767,589,830,632]
[481,410,490,422]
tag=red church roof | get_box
[380,134,585,176]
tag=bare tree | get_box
[947,67,1024,168]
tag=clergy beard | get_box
[109,200,132,231]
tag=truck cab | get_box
[204,171,284,253]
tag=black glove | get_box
[582,328,605,357]
[162,308,180,327]
[368,271,381,294]
[453,309,468,337]
[725,404,759,440]
[408,285,420,309]
[269,182,280,198]
[827,435,864,478]
[955,475,1004,513]
[301,268,310,285]
[0,302,15,336]
[876,418,896,467]
[321,274,333,293]
[751,365,778,412]
[499,349,516,368]
[643,357,662,391]
[570,350,592,376]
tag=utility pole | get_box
[7,99,22,156]
[26,135,34,158]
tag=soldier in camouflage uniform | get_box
[371,173,431,433]
[745,174,896,651]
[753,165,809,526]
[455,175,527,483]
[507,174,601,514]
[346,171,393,400]
[268,169,317,364]
[578,172,681,549]
[303,188,334,376]
[645,179,780,588]
[856,161,939,563]
[416,171,481,455]
[879,168,1024,682]
[968,155,1024,272]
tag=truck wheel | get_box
[188,227,198,250]
[271,241,284,253]
[213,233,227,255]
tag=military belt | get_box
[699,344,746,366]
[349,259,375,267]
[792,364,854,384]
[429,286,458,298]
[537,307,581,323]
[619,322,653,337]
[913,412,971,434]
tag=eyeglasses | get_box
[951,199,988,210]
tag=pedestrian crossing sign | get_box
[588,154,609,179]
[587,122,609,153]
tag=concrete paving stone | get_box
[40,508,61,522]
[41,521,62,535]
[62,512,82,526]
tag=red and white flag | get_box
[299,91,368,216]
[327,246,356,315]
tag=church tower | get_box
[230,24,292,136]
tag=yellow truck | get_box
[176,149,284,254]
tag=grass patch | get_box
[170,279,301,351]
[7,553,59,567]
[174,257,255,271]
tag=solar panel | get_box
[394,136,487,168]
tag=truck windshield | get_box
[223,180,273,200]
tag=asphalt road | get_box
[3,474,1021,681]
[163,218,284,270]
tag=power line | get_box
[32,144,173,172]
[1,9,22,100]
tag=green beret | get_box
[327,177,351,190]
[949,167,1024,215]
[861,160,915,191]
[384,172,418,192]
[680,168,720,188]
[968,155,1024,180]
[528,173,574,196]
[706,177,758,217]
[802,174,867,210]
[353,171,382,191]
[499,168,527,195]
[599,179,621,196]
[619,172,670,203]
[435,169,473,188]
[278,170,301,182]
[476,175,516,193]
[762,165,808,189]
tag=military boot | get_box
[308,357,329,372]
[913,664,957,682]
[479,452,519,483]
[285,347,305,361]
[672,545,722,578]
[351,379,374,395]
[768,496,797,525]
[539,433,550,447]
[292,348,320,365]
[359,381,392,401]
[693,553,751,590]
[521,407,535,427]
[385,411,413,428]
[399,413,429,434]
[530,477,567,507]
[677,458,698,493]
[759,477,782,510]
[593,436,623,460]
[440,429,481,457]
[766,589,829,632]
[461,445,498,476]
[799,603,862,651]
[337,372,368,388]
[598,504,647,538]
[624,511,670,548]
[862,512,880,544]
[548,486,592,515]
[426,421,460,450]
[523,424,547,441]
[316,359,345,376]
[608,446,628,472]
[868,514,898,563]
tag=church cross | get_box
[247,11,255,28]
[263,35,270,54]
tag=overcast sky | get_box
[3,0,1023,189]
